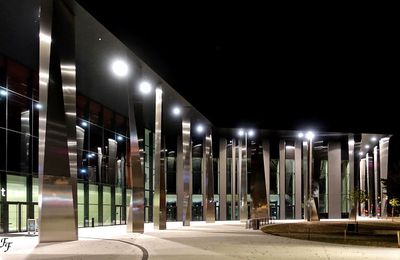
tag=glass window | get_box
[7,175,27,202]
[89,100,101,125]
[103,186,111,225]
[0,129,5,170]
[89,123,103,154]
[7,92,31,133]
[103,108,114,130]
[0,86,6,128]
[7,130,31,173]
[115,187,122,205]
[89,184,98,204]
[167,156,176,194]
[76,94,89,120]
[89,184,98,226]
[32,177,38,202]
[6,59,30,97]
[192,158,202,194]
[126,189,132,206]
[78,183,84,204]
[77,183,85,227]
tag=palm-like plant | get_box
[389,198,400,222]
[349,188,368,222]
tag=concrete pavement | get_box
[1,221,399,259]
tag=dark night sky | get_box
[76,1,398,134]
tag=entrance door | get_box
[8,203,27,232]
[115,206,124,225]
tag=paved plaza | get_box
[1,221,399,259]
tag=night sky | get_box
[76,1,398,135]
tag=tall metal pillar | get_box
[348,135,355,206]
[203,129,215,222]
[219,138,227,220]
[239,137,248,222]
[328,141,341,219]
[359,158,366,216]
[126,82,144,233]
[279,140,285,219]
[262,139,270,219]
[373,146,379,217]
[153,88,166,229]
[176,136,183,221]
[379,137,389,218]
[302,141,308,220]
[38,0,77,242]
[294,140,302,219]
[366,153,372,216]
[231,139,236,220]
[182,108,192,226]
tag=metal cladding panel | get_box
[379,138,389,217]
[295,140,302,219]
[239,138,248,222]
[279,140,285,219]
[39,0,77,242]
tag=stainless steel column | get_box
[366,153,371,216]
[182,109,191,226]
[328,141,341,219]
[153,88,166,229]
[203,130,215,222]
[239,137,248,222]
[127,87,144,233]
[231,139,236,220]
[176,136,183,221]
[348,135,355,203]
[294,140,302,219]
[262,139,270,219]
[379,137,389,217]
[373,146,379,217]
[279,140,285,219]
[359,158,366,216]
[39,0,77,242]
[219,138,227,220]
[302,141,308,220]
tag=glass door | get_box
[115,206,123,225]
[8,203,27,232]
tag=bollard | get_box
[92,217,94,227]
[397,231,400,248]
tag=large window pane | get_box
[7,130,31,173]
[7,92,31,133]
[32,177,38,202]
[7,175,27,202]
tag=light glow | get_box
[196,125,204,133]
[172,106,181,116]
[238,129,244,136]
[111,60,129,77]
[305,131,315,140]
[248,130,255,137]
[139,81,152,94]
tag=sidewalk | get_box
[1,221,399,259]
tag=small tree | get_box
[349,188,368,222]
[389,198,400,222]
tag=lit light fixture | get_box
[286,145,295,149]
[80,169,87,174]
[111,59,129,77]
[298,132,304,138]
[172,106,181,116]
[35,103,43,109]
[117,136,123,141]
[196,124,204,133]
[81,121,88,127]
[139,81,152,94]
[371,137,377,142]
[248,129,255,137]
[0,89,7,96]
[238,129,244,136]
[98,37,102,41]
[348,140,355,146]
[305,131,315,140]
[359,151,363,156]
[365,145,370,149]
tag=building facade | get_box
[0,0,392,241]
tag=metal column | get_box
[379,137,389,217]
[239,137,248,222]
[203,130,215,222]
[359,158,366,216]
[39,0,77,242]
[373,146,379,217]
[328,141,341,219]
[176,136,183,221]
[262,139,270,219]
[153,88,166,229]
[182,109,191,226]
[279,140,285,219]
[219,138,227,220]
[294,140,302,219]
